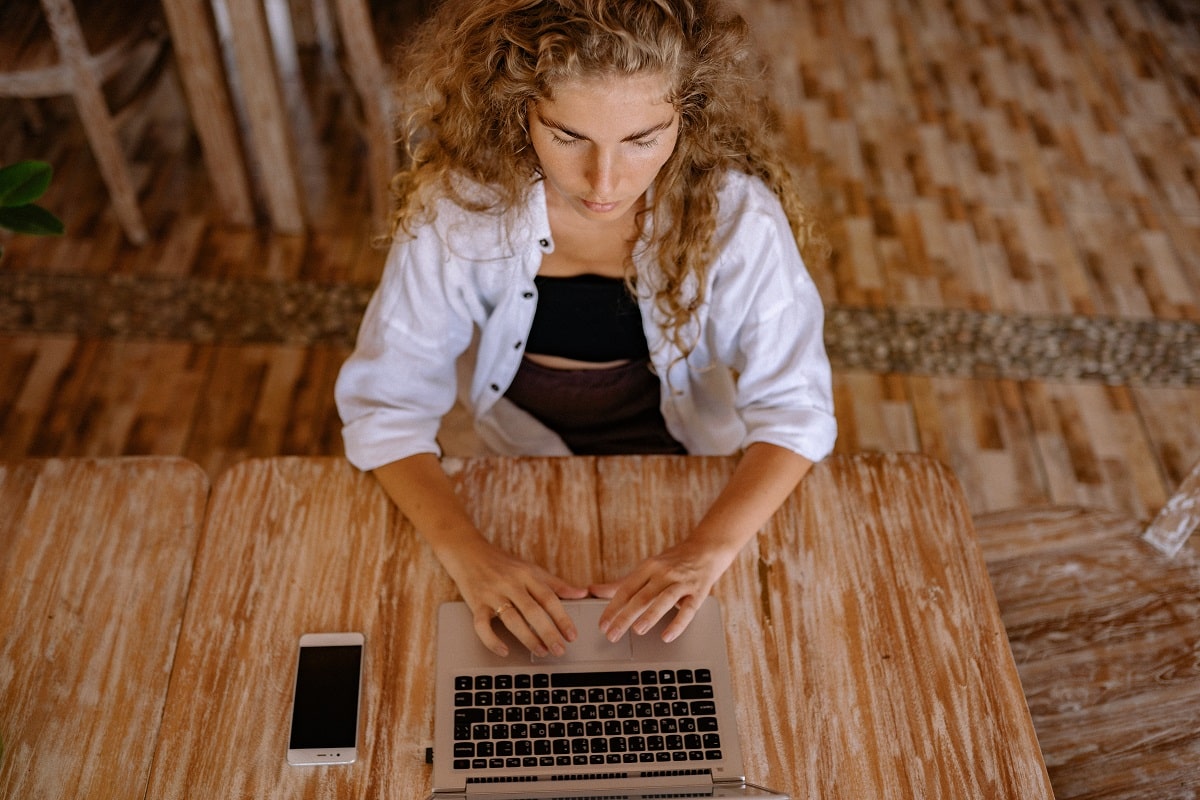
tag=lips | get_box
[581,199,620,214]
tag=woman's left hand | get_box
[588,444,815,644]
[588,536,736,644]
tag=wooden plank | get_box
[144,456,602,797]
[977,505,1200,797]
[222,0,305,233]
[594,454,1053,798]
[0,457,208,799]
[158,0,255,226]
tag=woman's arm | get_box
[373,454,588,657]
[590,441,812,642]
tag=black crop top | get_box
[525,274,649,362]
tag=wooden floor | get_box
[1,1,1198,797]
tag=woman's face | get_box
[530,72,680,224]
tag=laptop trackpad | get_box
[532,600,632,664]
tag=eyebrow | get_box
[537,113,676,142]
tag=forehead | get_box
[543,70,673,106]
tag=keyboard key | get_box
[680,684,714,700]
[551,671,639,688]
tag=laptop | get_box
[426,597,789,799]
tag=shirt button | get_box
[522,291,534,299]
[490,383,501,392]
[538,238,551,249]
[514,341,522,349]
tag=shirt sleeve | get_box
[710,178,837,462]
[335,232,477,471]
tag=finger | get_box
[472,607,511,657]
[629,584,690,637]
[594,567,658,634]
[601,580,669,642]
[495,602,555,658]
[545,575,590,601]
[660,594,704,643]
[521,584,577,652]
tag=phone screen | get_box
[289,641,363,751]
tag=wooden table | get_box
[0,457,209,800]
[145,453,1053,798]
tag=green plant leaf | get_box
[0,203,65,235]
[0,160,54,208]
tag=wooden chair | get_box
[231,0,400,235]
[0,0,169,245]
[975,461,1200,798]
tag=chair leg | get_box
[39,0,149,245]
[330,0,395,235]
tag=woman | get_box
[335,0,836,659]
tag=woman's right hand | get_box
[373,454,587,657]
[440,537,589,657]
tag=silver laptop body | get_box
[427,597,788,799]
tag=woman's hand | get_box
[440,539,589,658]
[589,536,735,644]
[591,442,814,644]
[372,454,587,659]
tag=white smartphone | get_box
[286,632,365,765]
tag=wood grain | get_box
[0,457,208,800]
[977,505,1200,798]
[142,454,1050,798]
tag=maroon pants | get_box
[504,356,686,455]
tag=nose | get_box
[586,147,618,197]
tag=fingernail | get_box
[552,642,566,656]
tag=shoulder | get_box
[713,171,789,231]
[408,175,540,262]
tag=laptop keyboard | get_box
[450,669,724,771]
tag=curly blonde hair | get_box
[389,0,823,353]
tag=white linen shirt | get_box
[335,171,836,470]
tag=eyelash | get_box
[549,133,661,150]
